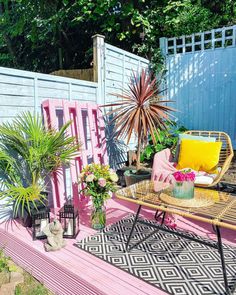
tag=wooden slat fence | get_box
[104,43,149,104]
[0,66,98,125]
[160,25,236,148]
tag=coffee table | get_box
[115,180,236,295]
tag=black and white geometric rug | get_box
[74,215,236,295]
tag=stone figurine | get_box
[43,219,66,252]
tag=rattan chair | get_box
[185,131,234,188]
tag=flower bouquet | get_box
[79,163,118,229]
[172,169,196,199]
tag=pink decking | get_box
[0,197,235,295]
[42,99,108,210]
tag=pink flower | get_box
[173,170,196,182]
[185,172,196,181]
[98,178,106,187]
[173,171,185,182]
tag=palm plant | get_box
[103,69,175,171]
[0,112,80,217]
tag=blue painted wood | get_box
[165,47,236,148]
[104,43,149,105]
[103,43,150,151]
[0,66,98,123]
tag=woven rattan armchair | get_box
[185,131,234,188]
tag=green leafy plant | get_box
[0,249,9,272]
[0,112,80,217]
[0,0,233,73]
[103,69,175,171]
[140,122,187,164]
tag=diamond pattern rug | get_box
[74,215,236,295]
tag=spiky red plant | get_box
[103,69,175,170]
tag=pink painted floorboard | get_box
[0,197,235,295]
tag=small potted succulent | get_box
[79,163,118,229]
[103,69,175,186]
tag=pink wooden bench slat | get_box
[98,107,108,164]
[42,99,108,210]
[42,100,63,209]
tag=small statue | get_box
[43,219,66,252]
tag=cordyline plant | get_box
[102,69,175,171]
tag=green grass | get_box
[15,271,53,295]
[0,249,52,295]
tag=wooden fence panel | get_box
[0,67,98,120]
[161,25,236,148]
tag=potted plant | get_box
[0,112,80,225]
[103,69,175,186]
[79,163,118,229]
[140,122,187,166]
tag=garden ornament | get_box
[43,219,66,252]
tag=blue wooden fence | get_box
[160,25,236,148]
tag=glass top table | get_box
[116,180,236,231]
[115,180,236,295]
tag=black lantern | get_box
[32,206,50,240]
[59,201,79,239]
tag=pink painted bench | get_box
[42,99,108,210]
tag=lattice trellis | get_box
[42,99,108,209]
[161,25,236,55]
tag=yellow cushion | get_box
[177,139,222,173]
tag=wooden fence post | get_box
[159,37,168,56]
[92,34,105,104]
[34,77,38,114]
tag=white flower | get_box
[79,172,85,179]
[110,172,118,182]
[86,174,96,182]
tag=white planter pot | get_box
[0,197,13,221]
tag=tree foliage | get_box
[0,0,235,73]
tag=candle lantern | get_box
[59,201,79,239]
[32,206,50,240]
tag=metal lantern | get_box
[32,206,50,240]
[59,201,79,239]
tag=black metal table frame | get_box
[125,205,235,295]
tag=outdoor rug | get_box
[74,215,236,295]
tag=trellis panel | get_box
[162,25,236,56]
[42,99,108,209]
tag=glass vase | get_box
[91,205,106,230]
[173,181,194,199]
